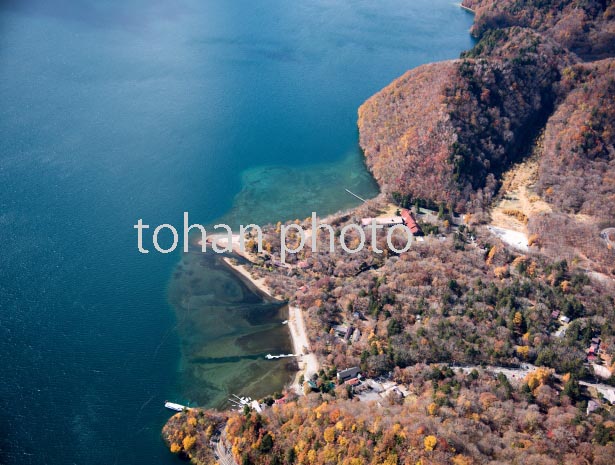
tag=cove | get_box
[0,1,474,464]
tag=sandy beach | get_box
[221,257,276,298]
[287,305,320,390]
[221,257,319,393]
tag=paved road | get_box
[454,363,615,403]
[456,364,534,385]
[580,381,615,403]
[215,431,238,465]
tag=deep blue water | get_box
[0,1,474,464]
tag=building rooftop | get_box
[361,217,404,227]
[400,209,423,236]
[337,366,360,381]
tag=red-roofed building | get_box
[400,209,423,236]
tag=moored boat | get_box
[164,401,187,412]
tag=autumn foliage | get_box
[219,366,615,465]
[537,59,615,222]
[164,2,615,464]
[463,0,615,60]
[162,409,227,464]
[358,27,572,213]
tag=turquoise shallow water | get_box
[169,252,296,410]
[0,1,473,464]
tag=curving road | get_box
[215,430,238,465]
[454,363,615,403]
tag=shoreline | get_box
[287,305,320,390]
[458,3,475,14]
[221,257,276,299]
[221,256,319,393]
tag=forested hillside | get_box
[357,62,459,208]
[358,28,573,213]
[224,367,615,465]
[463,0,615,59]
[537,58,615,220]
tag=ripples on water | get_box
[0,0,474,463]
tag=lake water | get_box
[0,1,474,463]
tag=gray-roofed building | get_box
[337,366,360,382]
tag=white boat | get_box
[164,401,187,412]
[228,394,253,410]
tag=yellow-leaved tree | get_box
[182,435,196,451]
[524,367,554,391]
[424,435,437,451]
[324,426,336,443]
[427,402,438,416]
[170,443,181,454]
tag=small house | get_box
[400,209,424,236]
[559,315,571,324]
[361,218,375,227]
[337,366,361,382]
[361,217,404,227]
[376,216,404,226]
[332,325,349,338]
[592,363,612,379]
[251,400,263,413]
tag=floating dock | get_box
[164,401,188,412]
[265,353,297,359]
[345,189,366,203]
